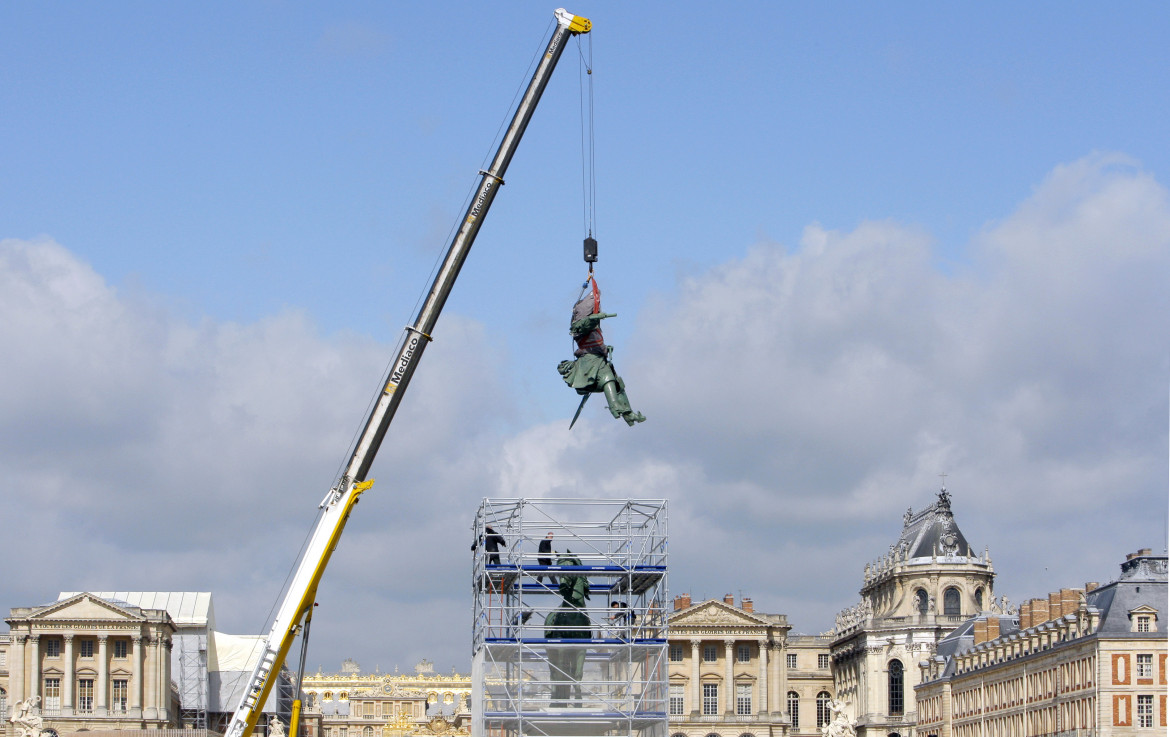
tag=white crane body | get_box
[222,10,592,737]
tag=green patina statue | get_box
[544,551,592,706]
[558,275,645,427]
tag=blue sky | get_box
[2,2,1168,675]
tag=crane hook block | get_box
[583,236,598,263]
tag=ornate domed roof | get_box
[896,488,974,560]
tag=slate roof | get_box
[1085,551,1167,635]
[896,488,975,560]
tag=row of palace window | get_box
[326,727,402,737]
[41,638,130,659]
[667,646,830,669]
[668,685,835,727]
[915,587,980,616]
[326,726,427,737]
[40,677,130,713]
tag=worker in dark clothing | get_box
[471,526,507,565]
[557,275,644,426]
[537,531,557,586]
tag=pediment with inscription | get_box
[30,593,145,623]
[669,600,773,630]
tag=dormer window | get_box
[1128,605,1158,633]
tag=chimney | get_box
[674,594,692,611]
[1060,588,1081,616]
[973,618,989,645]
[1019,601,1033,630]
[1084,582,1099,592]
[1139,548,1152,555]
[1126,551,1140,561]
[1048,591,1062,619]
[742,597,754,613]
[724,593,735,606]
[1032,598,1050,626]
[986,616,1001,641]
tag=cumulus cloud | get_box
[0,236,513,666]
[2,153,1166,669]
[496,152,1169,630]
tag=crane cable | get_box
[576,32,596,274]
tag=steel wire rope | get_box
[576,32,597,242]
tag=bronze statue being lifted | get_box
[558,275,645,428]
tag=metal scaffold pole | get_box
[471,498,669,737]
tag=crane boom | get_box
[223,10,591,737]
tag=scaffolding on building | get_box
[471,499,668,737]
[178,633,209,729]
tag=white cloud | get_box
[2,153,1166,671]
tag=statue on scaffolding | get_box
[545,550,592,706]
[558,275,645,428]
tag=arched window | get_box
[705,733,721,737]
[672,733,687,737]
[788,691,800,728]
[323,692,333,701]
[816,691,832,728]
[974,588,984,610]
[739,734,756,737]
[916,589,928,614]
[888,660,904,715]
[363,728,373,737]
[943,587,960,616]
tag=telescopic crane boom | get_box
[223,10,592,737]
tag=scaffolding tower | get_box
[178,632,209,729]
[471,499,668,737]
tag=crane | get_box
[222,9,592,737]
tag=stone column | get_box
[28,635,40,706]
[724,639,735,715]
[689,638,702,715]
[11,634,27,704]
[144,634,156,718]
[758,638,769,713]
[97,635,109,715]
[131,636,143,714]
[161,636,173,720]
[771,639,787,716]
[63,633,75,714]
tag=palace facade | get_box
[916,549,1168,737]
[666,594,834,737]
[299,659,470,737]
[830,489,995,737]
[2,593,180,733]
[2,490,1164,737]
